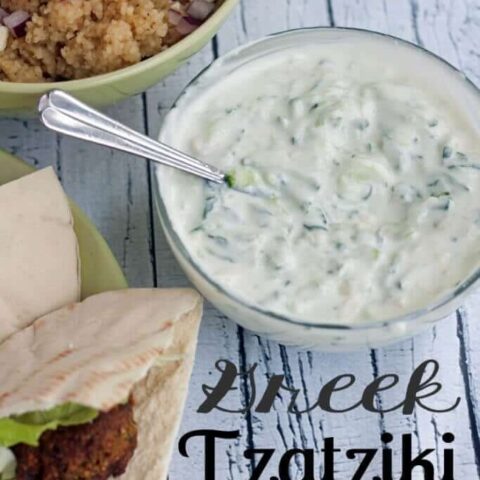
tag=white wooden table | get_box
[1,1,479,478]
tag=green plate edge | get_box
[0,149,128,298]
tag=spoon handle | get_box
[38,90,225,183]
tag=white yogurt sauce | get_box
[159,36,480,324]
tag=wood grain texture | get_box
[144,44,252,479]
[0,0,478,478]
[329,1,480,477]
[212,4,388,479]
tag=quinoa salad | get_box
[0,0,221,82]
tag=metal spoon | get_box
[38,90,225,183]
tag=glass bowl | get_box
[154,28,480,351]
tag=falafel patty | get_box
[13,402,137,480]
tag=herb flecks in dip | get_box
[160,41,480,325]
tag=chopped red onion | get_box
[168,8,183,26]
[0,8,9,23]
[187,0,215,20]
[0,26,8,53]
[176,15,202,35]
[3,10,30,38]
[187,15,203,25]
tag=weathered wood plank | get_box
[326,3,432,476]
[413,0,480,85]
[0,99,154,288]
[59,98,155,287]
[144,40,251,478]
[331,0,480,477]
[409,0,480,476]
[215,3,387,479]
[460,291,480,477]
[245,342,390,478]
[0,119,56,169]
[217,0,330,48]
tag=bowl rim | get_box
[155,26,480,332]
[0,0,239,92]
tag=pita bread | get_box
[0,167,80,344]
[0,288,203,480]
[121,292,202,480]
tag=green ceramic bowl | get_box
[0,0,238,118]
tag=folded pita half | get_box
[0,167,80,345]
[0,288,203,480]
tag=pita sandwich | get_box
[0,288,203,480]
[0,167,80,344]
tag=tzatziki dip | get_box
[158,32,480,326]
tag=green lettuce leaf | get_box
[0,403,98,448]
